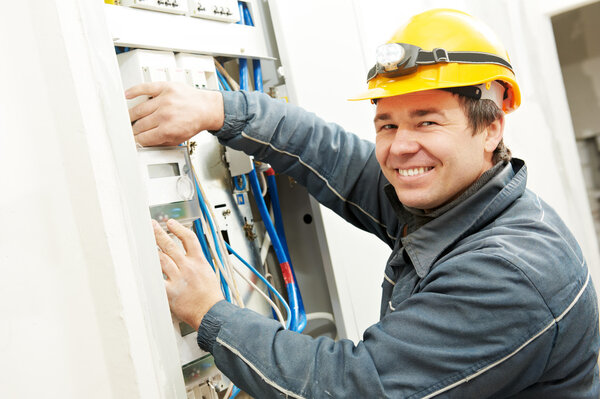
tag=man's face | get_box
[374,90,496,210]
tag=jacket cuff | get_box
[209,90,249,140]
[196,300,239,353]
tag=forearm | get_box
[198,301,384,399]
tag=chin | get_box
[396,190,442,210]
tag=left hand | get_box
[152,219,224,330]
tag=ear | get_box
[483,114,505,154]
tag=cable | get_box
[265,169,307,332]
[239,58,249,91]
[248,166,304,331]
[230,253,286,328]
[236,1,244,25]
[216,69,232,92]
[187,142,244,307]
[214,59,240,91]
[240,2,264,95]
[258,169,268,197]
[226,242,290,329]
[242,2,254,26]
[193,213,229,301]
[253,59,263,93]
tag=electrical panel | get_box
[120,0,189,15]
[117,48,273,394]
[107,1,341,396]
[188,0,241,23]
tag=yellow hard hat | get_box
[351,9,521,113]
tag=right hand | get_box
[125,82,225,146]
[153,219,225,330]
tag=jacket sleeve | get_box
[197,252,559,399]
[210,90,400,246]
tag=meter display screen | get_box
[148,162,181,178]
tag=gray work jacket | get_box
[197,90,599,398]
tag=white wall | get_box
[270,0,600,341]
[0,1,185,397]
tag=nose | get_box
[389,129,420,156]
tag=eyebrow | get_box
[409,108,447,118]
[374,108,448,124]
[373,113,392,124]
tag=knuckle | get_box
[165,242,179,254]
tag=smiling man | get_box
[127,8,599,398]
[373,90,504,210]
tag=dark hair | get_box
[455,95,511,164]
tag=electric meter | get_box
[138,146,201,227]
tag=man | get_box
[127,9,599,398]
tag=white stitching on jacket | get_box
[384,274,396,286]
[421,270,591,399]
[216,337,307,399]
[388,301,396,311]
[241,132,396,241]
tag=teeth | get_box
[398,167,432,177]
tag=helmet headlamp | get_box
[367,42,513,82]
[376,43,406,72]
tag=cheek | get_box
[374,138,388,165]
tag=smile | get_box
[397,166,434,177]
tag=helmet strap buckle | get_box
[433,48,449,63]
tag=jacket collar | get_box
[384,158,527,278]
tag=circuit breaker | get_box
[121,0,189,14]
[188,0,240,23]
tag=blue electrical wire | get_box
[193,219,214,270]
[215,69,232,92]
[253,59,263,93]
[194,178,232,302]
[239,2,264,94]
[230,387,241,398]
[236,1,244,25]
[265,171,307,332]
[225,242,291,329]
[248,167,303,331]
[242,2,253,26]
[238,58,249,91]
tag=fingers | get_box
[152,220,186,264]
[158,250,179,280]
[135,127,170,146]
[125,82,166,100]
[166,219,203,258]
[131,112,159,136]
[129,96,159,123]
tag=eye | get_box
[419,121,438,127]
[378,123,397,132]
